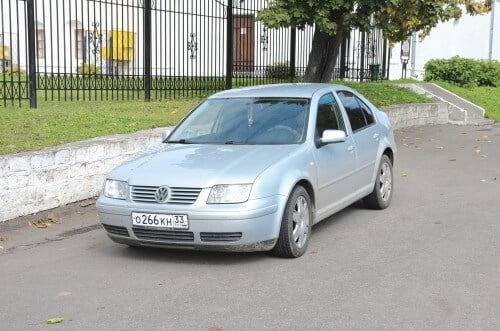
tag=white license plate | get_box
[132,212,189,229]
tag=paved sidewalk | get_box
[0,198,100,253]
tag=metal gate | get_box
[1,0,389,107]
[334,28,390,82]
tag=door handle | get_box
[347,145,355,152]
[373,133,380,140]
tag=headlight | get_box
[207,184,252,204]
[103,179,129,200]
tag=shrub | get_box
[424,56,499,87]
[477,60,500,87]
[77,63,101,75]
[265,61,291,79]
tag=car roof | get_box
[208,83,352,99]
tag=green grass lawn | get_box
[334,80,429,107]
[433,81,500,122]
[0,98,201,155]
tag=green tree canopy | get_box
[257,0,491,82]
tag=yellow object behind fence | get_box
[0,46,12,61]
[101,30,134,61]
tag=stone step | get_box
[405,83,492,125]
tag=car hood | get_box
[108,143,299,188]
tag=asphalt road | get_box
[1,124,499,331]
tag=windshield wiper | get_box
[167,139,195,144]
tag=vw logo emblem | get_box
[155,186,169,203]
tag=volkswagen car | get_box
[97,84,396,258]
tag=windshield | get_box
[167,97,310,145]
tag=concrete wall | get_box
[380,103,449,129]
[0,103,449,223]
[0,128,166,223]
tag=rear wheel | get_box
[272,186,312,258]
[364,155,393,209]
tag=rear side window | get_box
[337,91,375,132]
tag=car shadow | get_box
[99,238,272,265]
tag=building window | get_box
[75,29,84,59]
[36,29,45,59]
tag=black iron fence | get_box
[1,0,389,107]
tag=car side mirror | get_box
[320,130,346,144]
[162,129,171,141]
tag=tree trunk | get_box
[304,26,345,83]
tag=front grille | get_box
[102,224,130,237]
[133,228,195,242]
[200,232,242,242]
[130,186,202,204]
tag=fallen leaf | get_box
[46,317,64,324]
[448,159,457,162]
[435,146,444,150]
[482,135,491,142]
[310,249,319,254]
[494,177,497,181]
[0,246,4,250]
[434,220,442,225]
[209,326,223,331]
[480,179,487,183]
[33,219,50,229]
[0,236,7,242]
[401,172,408,177]
[474,146,481,153]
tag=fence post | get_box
[382,39,388,79]
[225,0,233,90]
[143,0,152,101]
[360,31,365,82]
[340,36,347,79]
[26,0,37,108]
[289,28,296,80]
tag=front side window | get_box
[316,93,346,137]
[168,98,310,145]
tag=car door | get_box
[312,93,359,220]
[337,90,380,189]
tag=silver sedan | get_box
[97,83,396,258]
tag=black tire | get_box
[364,155,393,210]
[272,186,312,258]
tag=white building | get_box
[389,2,500,80]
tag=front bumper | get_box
[96,194,287,252]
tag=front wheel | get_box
[364,155,393,210]
[272,186,312,258]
